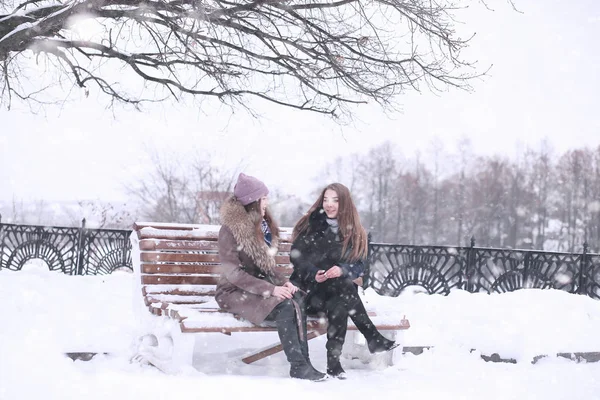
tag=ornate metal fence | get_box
[1,218,599,300]
[0,219,131,275]
[366,239,600,300]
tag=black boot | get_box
[367,335,400,354]
[327,361,347,380]
[298,301,326,378]
[343,286,399,354]
[296,296,310,361]
[325,303,348,380]
[274,301,327,382]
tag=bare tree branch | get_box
[0,0,515,115]
[127,149,241,223]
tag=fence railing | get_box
[366,238,600,300]
[1,220,598,300]
[0,219,131,275]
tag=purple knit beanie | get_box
[234,173,269,206]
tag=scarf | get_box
[261,219,272,246]
[326,218,339,236]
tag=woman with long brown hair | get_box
[290,183,397,379]
[216,173,326,381]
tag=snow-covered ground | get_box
[2,265,600,400]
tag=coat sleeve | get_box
[339,259,365,280]
[290,234,321,288]
[218,226,277,298]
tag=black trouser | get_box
[306,277,383,368]
[266,295,309,366]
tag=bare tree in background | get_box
[318,154,361,194]
[128,151,238,223]
[406,153,431,244]
[9,196,25,223]
[359,142,398,242]
[2,197,53,225]
[469,156,509,247]
[62,200,135,228]
[588,146,600,252]
[575,146,600,252]
[189,154,239,223]
[555,150,589,252]
[454,137,472,246]
[505,149,530,248]
[313,140,600,251]
[267,190,305,228]
[529,143,553,249]
[0,0,515,114]
[428,137,444,244]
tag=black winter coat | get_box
[290,209,365,292]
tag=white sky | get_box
[1,0,599,204]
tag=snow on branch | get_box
[0,0,508,114]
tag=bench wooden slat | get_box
[134,222,210,231]
[141,252,221,263]
[186,308,379,317]
[133,224,285,237]
[142,264,294,276]
[141,252,290,264]
[138,231,219,241]
[147,302,385,323]
[174,306,224,312]
[143,285,216,296]
[180,325,280,333]
[147,295,213,304]
[146,289,217,297]
[180,320,410,333]
[142,264,219,274]
[142,275,220,285]
[140,239,220,252]
[140,238,292,252]
[136,226,292,246]
[279,244,291,252]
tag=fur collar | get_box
[220,196,279,274]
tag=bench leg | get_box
[242,330,324,364]
[131,333,175,373]
[342,329,403,367]
[170,326,196,371]
[131,324,196,374]
[380,330,399,367]
[341,330,370,363]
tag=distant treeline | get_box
[4,141,600,253]
[316,140,600,252]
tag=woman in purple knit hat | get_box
[215,173,326,382]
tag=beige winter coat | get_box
[215,196,288,324]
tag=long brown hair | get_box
[244,199,279,244]
[292,183,367,262]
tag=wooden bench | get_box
[130,222,410,372]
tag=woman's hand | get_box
[283,281,298,294]
[272,286,293,299]
[325,266,343,279]
[315,270,328,283]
